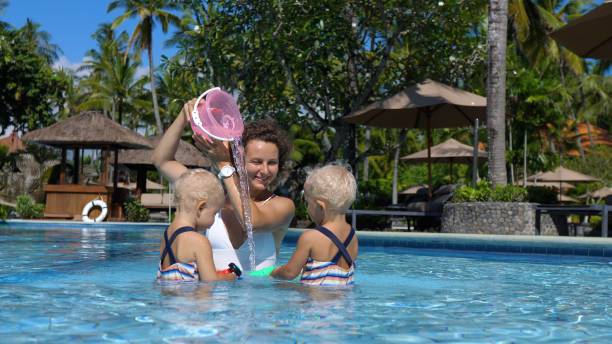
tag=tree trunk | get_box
[508,119,514,184]
[363,127,370,181]
[486,0,509,186]
[148,44,163,135]
[392,129,407,204]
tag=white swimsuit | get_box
[207,213,276,272]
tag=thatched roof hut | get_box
[22,111,152,149]
[117,136,209,168]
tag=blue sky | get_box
[3,0,178,73]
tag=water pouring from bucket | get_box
[189,87,256,270]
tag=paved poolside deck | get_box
[2,220,612,257]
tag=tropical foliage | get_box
[1,0,611,208]
[15,194,44,219]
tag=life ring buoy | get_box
[82,200,108,223]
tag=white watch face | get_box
[220,165,236,178]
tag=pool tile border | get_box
[286,229,612,258]
[3,220,612,258]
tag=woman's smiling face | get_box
[244,139,279,192]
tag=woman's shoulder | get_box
[267,195,295,215]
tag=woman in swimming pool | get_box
[153,99,295,272]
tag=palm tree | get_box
[486,0,510,186]
[107,0,181,135]
[80,24,148,126]
[20,19,63,64]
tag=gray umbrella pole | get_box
[523,131,527,187]
[472,118,479,187]
[427,115,432,199]
[449,159,453,184]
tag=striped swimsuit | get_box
[300,226,356,286]
[157,227,199,281]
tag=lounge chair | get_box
[388,184,457,231]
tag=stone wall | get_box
[442,202,564,235]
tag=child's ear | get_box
[315,199,326,211]
[196,199,208,212]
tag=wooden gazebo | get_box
[115,135,210,194]
[22,111,152,220]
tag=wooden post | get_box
[73,148,80,184]
[113,149,119,191]
[472,118,479,187]
[137,167,147,193]
[59,148,66,184]
[100,147,109,186]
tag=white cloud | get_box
[53,56,90,78]
[135,66,148,80]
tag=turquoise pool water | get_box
[1,226,611,343]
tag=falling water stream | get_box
[230,137,256,270]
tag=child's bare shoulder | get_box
[298,229,324,242]
[177,231,210,248]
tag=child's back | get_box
[272,164,358,286]
[157,169,239,282]
[300,222,358,286]
[158,225,212,281]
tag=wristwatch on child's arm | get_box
[217,165,236,179]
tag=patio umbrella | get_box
[0,132,26,154]
[580,186,612,200]
[550,1,612,59]
[22,111,152,189]
[515,180,576,191]
[558,194,579,204]
[401,138,487,183]
[115,135,210,193]
[527,166,600,201]
[399,184,428,195]
[344,79,487,197]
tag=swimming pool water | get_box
[1,226,611,343]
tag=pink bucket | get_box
[189,87,244,141]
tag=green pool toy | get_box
[248,266,275,277]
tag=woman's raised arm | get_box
[152,100,195,183]
[193,136,295,233]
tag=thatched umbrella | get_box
[0,132,26,154]
[344,79,487,199]
[401,138,487,183]
[22,111,152,189]
[550,1,612,59]
[115,135,210,192]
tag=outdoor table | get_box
[535,205,611,237]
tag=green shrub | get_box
[452,182,527,202]
[124,199,150,222]
[525,186,558,204]
[15,195,44,219]
[0,205,9,221]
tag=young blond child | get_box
[157,169,241,282]
[271,164,358,286]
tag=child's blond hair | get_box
[304,164,357,213]
[174,169,224,213]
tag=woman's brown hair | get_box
[242,118,292,173]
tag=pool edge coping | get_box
[3,220,612,257]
